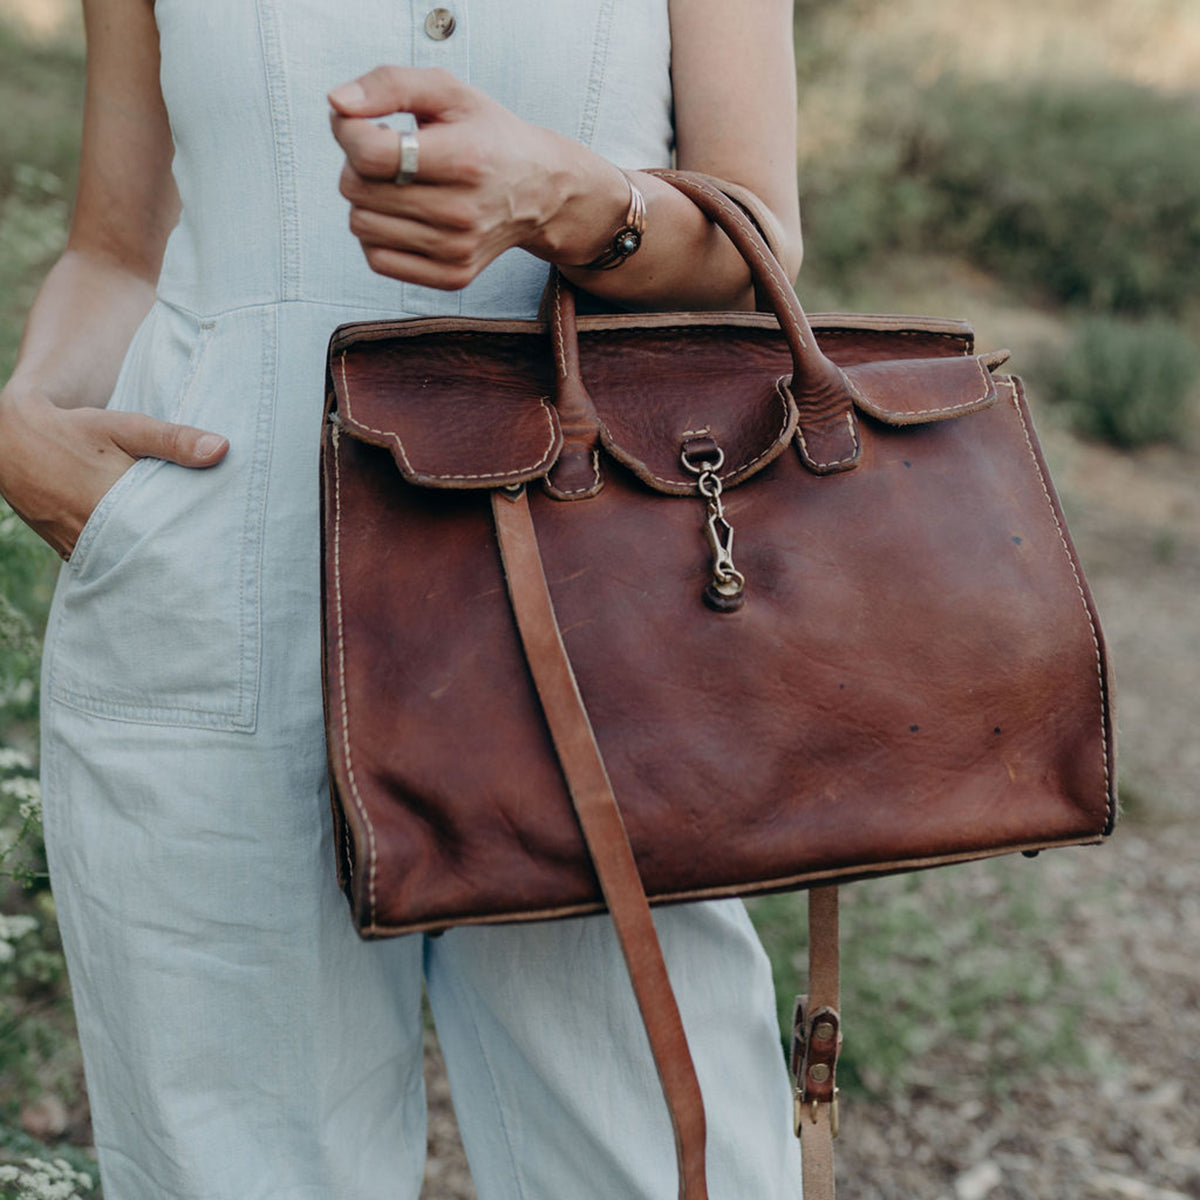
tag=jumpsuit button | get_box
[424,9,456,39]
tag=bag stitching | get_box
[337,325,970,349]
[845,355,993,417]
[608,386,792,490]
[331,423,379,924]
[791,402,861,471]
[339,351,558,481]
[553,273,567,376]
[547,448,602,497]
[1007,380,1114,829]
[816,327,971,350]
[579,325,969,346]
[662,173,811,352]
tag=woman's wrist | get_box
[0,388,47,500]
[518,133,634,269]
[572,172,645,271]
[516,140,755,311]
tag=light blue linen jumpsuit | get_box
[38,3,802,1196]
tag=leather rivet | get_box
[814,1021,835,1042]
[424,8,456,39]
[808,1063,831,1084]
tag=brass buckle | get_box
[794,1089,840,1140]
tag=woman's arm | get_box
[0,0,226,558]
[327,0,800,310]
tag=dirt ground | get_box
[417,428,1200,1200]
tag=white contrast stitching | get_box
[549,448,602,497]
[816,326,972,354]
[331,423,379,923]
[553,273,568,378]
[794,409,860,470]
[1006,380,1113,830]
[339,352,558,481]
[847,356,993,418]
[581,324,969,350]
[676,176,810,352]
[618,387,792,489]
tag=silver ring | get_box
[394,130,419,185]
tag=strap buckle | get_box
[794,1090,840,1140]
[790,995,842,1141]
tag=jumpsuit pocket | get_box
[44,303,275,732]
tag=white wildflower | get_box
[0,1156,93,1199]
[0,747,32,771]
[0,914,37,940]
[0,913,38,961]
[1,776,40,805]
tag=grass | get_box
[748,857,1116,1098]
[0,19,82,383]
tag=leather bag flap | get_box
[841,353,1003,425]
[593,370,798,495]
[329,321,1003,494]
[330,330,562,489]
[565,320,804,495]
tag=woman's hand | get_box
[0,388,228,560]
[327,66,624,290]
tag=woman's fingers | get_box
[329,114,408,182]
[327,65,558,288]
[103,410,229,468]
[327,65,473,123]
[330,114,465,186]
[354,243,481,292]
[338,169,482,233]
[347,204,476,262]
[0,395,229,559]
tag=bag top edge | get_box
[329,311,976,353]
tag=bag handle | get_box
[546,170,861,479]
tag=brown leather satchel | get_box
[320,171,1115,1199]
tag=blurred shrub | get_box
[0,20,83,198]
[0,509,67,1125]
[0,16,81,379]
[0,20,86,1180]
[0,889,70,1120]
[801,75,1200,315]
[1041,316,1200,447]
[0,505,55,725]
[0,166,71,380]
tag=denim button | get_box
[424,8,455,39]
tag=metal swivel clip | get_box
[680,440,746,613]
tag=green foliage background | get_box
[801,76,1200,317]
[0,18,98,1196]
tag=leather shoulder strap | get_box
[492,487,709,1200]
[492,485,841,1200]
